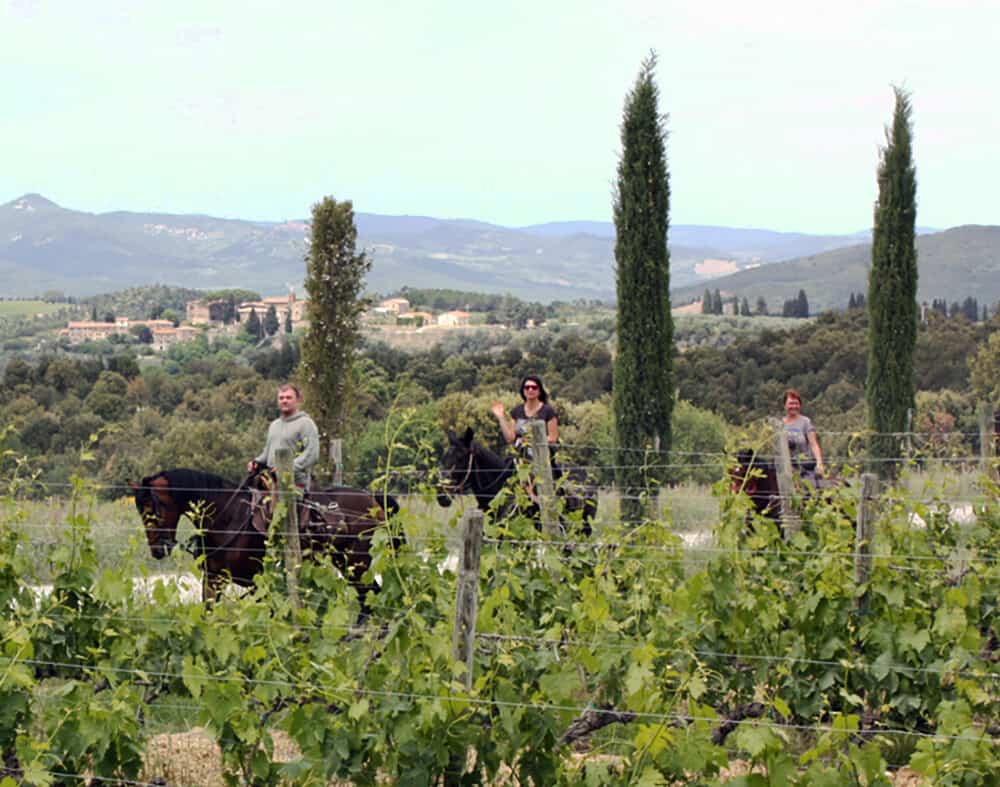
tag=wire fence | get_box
[6,455,1000,777]
[4,656,998,747]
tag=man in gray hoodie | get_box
[248,383,320,489]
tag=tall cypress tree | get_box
[300,197,372,456]
[264,304,280,336]
[796,289,809,318]
[866,87,918,477]
[612,54,673,521]
[245,307,261,339]
[711,289,723,315]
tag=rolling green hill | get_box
[674,225,1000,312]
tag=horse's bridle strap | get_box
[454,449,475,493]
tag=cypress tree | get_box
[712,289,723,315]
[740,297,751,316]
[702,288,712,314]
[264,304,280,336]
[755,296,768,316]
[245,307,261,339]
[612,54,673,521]
[797,289,809,318]
[866,87,918,477]
[300,197,372,454]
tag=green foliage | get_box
[969,331,1000,404]
[2,453,1000,783]
[300,196,372,444]
[244,307,262,339]
[263,304,280,336]
[867,87,919,476]
[612,54,674,522]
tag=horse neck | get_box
[469,444,513,499]
[167,471,241,528]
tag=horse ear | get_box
[462,427,474,445]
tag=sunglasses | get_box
[523,384,539,390]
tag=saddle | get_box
[249,473,344,537]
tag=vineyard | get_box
[1,447,1000,786]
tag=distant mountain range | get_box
[1,194,993,307]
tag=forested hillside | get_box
[2,288,997,495]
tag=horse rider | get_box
[490,374,562,505]
[247,382,320,529]
[781,388,825,486]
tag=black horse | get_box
[130,468,399,608]
[437,428,597,536]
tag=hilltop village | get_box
[57,293,480,352]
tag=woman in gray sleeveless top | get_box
[782,388,825,484]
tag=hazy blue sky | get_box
[3,0,997,233]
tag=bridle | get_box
[141,473,255,559]
[445,447,477,494]
[140,479,177,554]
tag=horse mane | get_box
[154,468,238,510]
[470,440,513,472]
[735,449,775,471]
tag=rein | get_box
[454,448,476,493]
[173,477,257,559]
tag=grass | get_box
[11,478,723,585]
[0,300,65,319]
[13,493,201,582]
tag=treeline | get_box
[700,288,811,318]
[3,292,999,496]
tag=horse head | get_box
[437,427,476,507]
[129,473,181,559]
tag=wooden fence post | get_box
[329,438,343,486]
[446,508,484,786]
[855,473,877,614]
[274,447,301,607]
[452,508,484,691]
[978,403,996,474]
[528,420,559,536]
[905,408,913,462]
[770,418,799,539]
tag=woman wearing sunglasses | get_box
[490,374,559,456]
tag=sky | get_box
[2,0,998,234]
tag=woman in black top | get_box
[490,374,559,454]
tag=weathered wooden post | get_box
[855,473,877,614]
[274,447,301,607]
[528,420,559,536]
[978,402,996,474]
[445,508,484,786]
[329,438,344,486]
[451,508,484,690]
[770,418,799,539]
[905,408,913,463]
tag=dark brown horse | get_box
[730,450,782,526]
[730,449,843,532]
[437,428,597,536]
[130,468,399,608]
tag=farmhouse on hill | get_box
[60,317,176,345]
